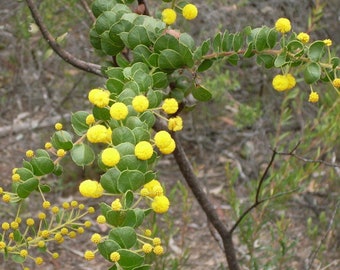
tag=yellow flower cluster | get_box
[135,141,154,160]
[168,116,183,131]
[132,95,149,113]
[141,179,164,198]
[101,147,120,167]
[110,102,129,120]
[162,98,179,114]
[161,3,198,25]
[332,78,340,88]
[275,18,291,34]
[151,195,170,214]
[308,92,319,103]
[154,130,176,154]
[88,89,110,108]
[272,74,296,92]
[297,32,310,43]
[111,198,122,211]
[87,125,112,144]
[79,180,104,198]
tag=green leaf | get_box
[227,54,239,66]
[274,51,288,67]
[71,111,90,136]
[233,32,243,52]
[147,90,163,108]
[95,11,119,34]
[106,78,125,96]
[51,130,73,151]
[101,168,121,194]
[308,41,325,61]
[132,44,152,65]
[118,170,145,192]
[179,33,195,51]
[35,149,50,158]
[16,168,33,181]
[192,85,212,102]
[154,34,179,53]
[212,32,221,52]
[331,57,340,69]
[132,127,150,143]
[91,0,117,18]
[109,227,137,249]
[93,106,111,120]
[101,31,125,56]
[287,40,304,57]
[125,25,152,49]
[117,249,144,269]
[124,190,134,208]
[116,155,147,171]
[256,54,275,68]
[139,111,156,128]
[132,70,152,92]
[30,157,55,176]
[243,41,255,58]
[158,49,184,71]
[89,28,102,50]
[254,27,268,51]
[133,208,145,228]
[197,59,214,73]
[112,126,136,145]
[39,184,51,193]
[70,144,95,166]
[116,142,135,156]
[16,178,39,198]
[125,116,145,129]
[98,240,121,261]
[266,28,278,49]
[151,72,168,89]
[304,62,321,84]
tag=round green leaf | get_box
[139,111,156,128]
[132,127,150,143]
[304,62,321,84]
[91,0,117,18]
[116,142,135,156]
[101,168,121,194]
[158,49,185,71]
[118,170,145,192]
[16,177,39,198]
[70,144,95,166]
[308,41,325,62]
[98,240,121,261]
[112,126,136,145]
[71,111,90,136]
[192,85,212,102]
[126,25,152,49]
[93,105,111,120]
[117,249,144,268]
[151,72,168,89]
[51,130,73,151]
[30,157,55,176]
[109,227,137,249]
[16,167,34,181]
[124,190,134,208]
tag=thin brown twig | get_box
[275,141,340,168]
[80,0,96,23]
[25,0,104,77]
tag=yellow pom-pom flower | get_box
[272,74,289,91]
[332,78,340,88]
[151,195,170,214]
[132,95,149,113]
[162,98,179,114]
[111,198,122,211]
[285,73,296,90]
[86,114,95,125]
[84,250,95,261]
[154,131,172,149]
[96,215,106,224]
[142,243,153,254]
[297,32,310,43]
[87,125,112,144]
[88,89,110,108]
[101,148,120,167]
[25,150,34,158]
[91,233,102,244]
[57,149,66,157]
[168,116,183,131]
[162,8,177,25]
[323,39,332,47]
[110,102,129,120]
[153,245,164,255]
[143,180,163,198]
[79,180,104,198]
[159,138,176,154]
[110,252,120,262]
[135,141,154,160]
[275,18,291,33]
[182,4,198,20]
[308,92,319,103]
[55,122,63,130]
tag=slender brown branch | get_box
[25,0,104,77]
[275,141,340,168]
[80,0,96,23]
[153,119,240,270]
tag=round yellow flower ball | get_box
[275,18,291,33]
[162,8,177,25]
[135,141,154,160]
[182,4,198,20]
[101,147,120,167]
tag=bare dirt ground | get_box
[1,1,340,269]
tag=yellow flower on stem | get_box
[275,18,291,33]
[162,8,176,25]
[182,4,198,20]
